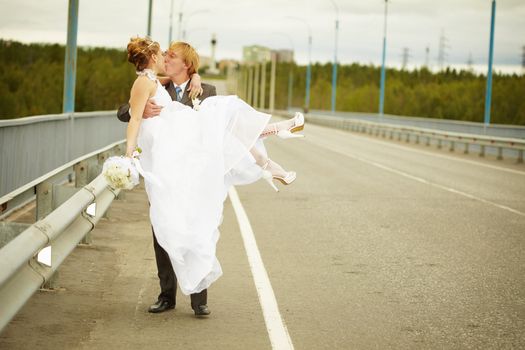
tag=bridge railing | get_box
[288,108,525,140]
[0,111,125,199]
[0,140,125,332]
[276,112,525,163]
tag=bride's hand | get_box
[188,73,203,99]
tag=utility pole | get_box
[401,47,410,70]
[467,52,474,72]
[424,46,430,68]
[521,46,525,73]
[437,29,449,70]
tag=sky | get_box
[1,0,524,73]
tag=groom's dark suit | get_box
[117,78,217,311]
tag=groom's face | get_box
[164,49,189,78]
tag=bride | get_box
[124,37,304,296]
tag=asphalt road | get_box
[1,81,524,349]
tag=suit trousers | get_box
[152,228,207,309]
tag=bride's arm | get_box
[126,77,154,157]
[188,73,203,99]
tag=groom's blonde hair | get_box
[168,41,200,76]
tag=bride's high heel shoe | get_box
[261,159,297,192]
[261,112,305,140]
[277,112,305,139]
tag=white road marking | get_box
[308,137,525,218]
[325,125,525,176]
[228,187,295,350]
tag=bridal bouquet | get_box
[102,156,140,190]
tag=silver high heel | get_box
[261,159,297,192]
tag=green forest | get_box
[1,39,524,125]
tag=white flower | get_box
[102,156,140,190]
[192,97,201,111]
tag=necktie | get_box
[175,86,182,102]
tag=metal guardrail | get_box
[0,141,125,332]
[289,108,525,140]
[0,111,125,198]
[274,111,525,163]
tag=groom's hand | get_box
[143,100,163,119]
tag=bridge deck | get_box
[1,119,525,349]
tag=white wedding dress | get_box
[137,73,271,295]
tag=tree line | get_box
[1,39,523,125]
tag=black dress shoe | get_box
[193,304,211,317]
[148,299,175,313]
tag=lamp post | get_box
[168,0,174,44]
[287,16,312,113]
[329,0,339,114]
[271,32,295,111]
[379,0,389,117]
[147,0,153,37]
[63,0,79,113]
[484,0,496,128]
[177,0,186,40]
[181,10,211,40]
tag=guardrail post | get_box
[497,147,503,160]
[450,141,455,152]
[75,161,89,187]
[518,149,523,164]
[437,139,442,149]
[42,269,60,290]
[74,161,92,244]
[98,152,111,218]
[36,182,53,220]
[464,143,470,154]
[479,145,486,157]
[426,136,431,146]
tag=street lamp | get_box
[177,0,186,40]
[286,16,312,113]
[147,0,153,37]
[484,0,496,128]
[182,10,211,41]
[271,32,295,111]
[379,0,389,117]
[168,0,174,45]
[329,0,339,114]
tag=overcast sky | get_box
[1,0,524,72]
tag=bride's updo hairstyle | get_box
[127,37,161,71]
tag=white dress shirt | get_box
[173,79,190,101]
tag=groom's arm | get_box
[117,103,131,123]
[117,101,163,123]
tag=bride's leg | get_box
[249,148,295,182]
[259,112,304,139]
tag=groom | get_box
[117,41,217,317]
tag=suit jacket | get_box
[117,78,217,122]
